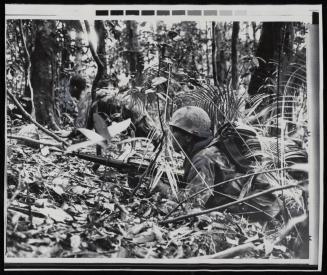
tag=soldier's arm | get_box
[182,155,216,207]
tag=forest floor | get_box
[6,120,298,260]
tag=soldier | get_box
[168,106,281,222]
[67,74,162,148]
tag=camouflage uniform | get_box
[181,137,281,222]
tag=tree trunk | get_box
[84,20,104,103]
[211,22,218,86]
[247,22,284,97]
[126,20,144,86]
[95,20,109,88]
[215,23,227,85]
[31,20,60,130]
[83,20,105,129]
[231,22,240,90]
[251,22,258,51]
[205,22,210,77]
[19,20,36,120]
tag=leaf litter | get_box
[6,129,296,259]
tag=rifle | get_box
[71,152,185,185]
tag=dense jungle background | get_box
[6,19,309,259]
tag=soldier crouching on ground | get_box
[166,106,282,223]
[67,74,162,149]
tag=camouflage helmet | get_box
[169,106,212,138]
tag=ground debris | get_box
[6,131,295,259]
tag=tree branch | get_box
[164,167,291,219]
[7,90,69,147]
[7,134,62,148]
[160,184,299,225]
[190,241,256,259]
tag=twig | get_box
[160,184,299,225]
[113,196,129,215]
[7,134,62,148]
[24,166,33,229]
[7,91,69,147]
[164,167,292,219]
[7,170,23,209]
[189,242,256,259]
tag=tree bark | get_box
[84,20,105,102]
[231,22,240,90]
[31,20,60,130]
[211,22,218,86]
[19,20,36,120]
[215,23,227,85]
[126,20,144,86]
[247,22,284,97]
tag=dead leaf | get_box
[34,198,49,208]
[133,229,156,244]
[102,202,115,212]
[71,186,88,195]
[128,222,151,236]
[70,234,81,252]
[151,76,167,87]
[152,224,164,242]
[107,119,131,139]
[52,177,70,189]
[31,206,73,223]
[40,146,50,156]
[226,236,239,246]
[264,238,274,256]
[168,226,193,239]
[50,185,65,196]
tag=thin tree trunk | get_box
[211,22,218,86]
[19,20,36,120]
[231,22,240,90]
[251,22,257,50]
[84,20,105,102]
[205,22,210,77]
[126,20,144,87]
[215,23,227,85]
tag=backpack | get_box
[215,122,263,174]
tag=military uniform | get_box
[181,137,282,222]
[74,88,161,147]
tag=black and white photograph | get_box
[4,3,324,271]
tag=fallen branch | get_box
[7,91,69,147]
[164,167,292,219]
[7,134,63,148]
[160,184,299,225]
[190,242,257,259]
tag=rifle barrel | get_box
[71,152,147,172]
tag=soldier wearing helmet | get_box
[168,106,281,222]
